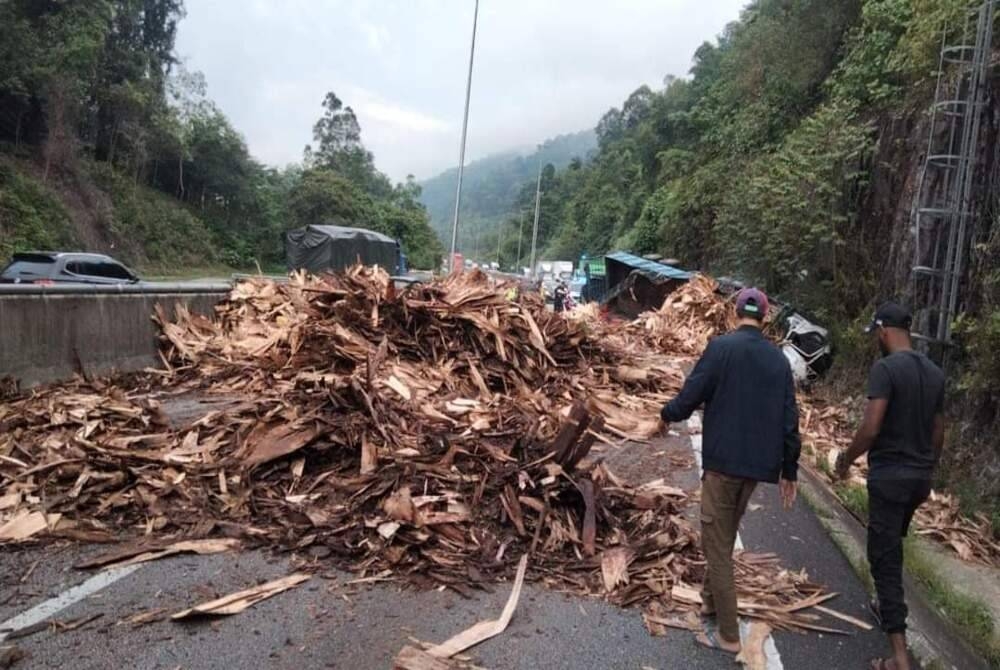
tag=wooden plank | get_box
[735,622,772,670]
[427,555,528,658]
[551,403,590,464]
[393,646,457,670]
[171,573,310,619]
[580,478,597,557]
[502,484,526,536]
[814,605,875,631]
[564,415,605,471]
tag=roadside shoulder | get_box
[797,466,996,670]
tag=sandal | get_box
[869,659,895,670]
[694,628,740,655]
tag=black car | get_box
[0,252,140,285]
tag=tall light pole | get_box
[529,157,543,277]
[495,218,504,268]
[516,210,525,273]
[448,0,480,273]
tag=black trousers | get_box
[867,478,932,634]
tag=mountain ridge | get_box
[418,129,597,247]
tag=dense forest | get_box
[0,0,442,270]
[484,0,914,320]
[418,129,595,258]
[446,0,998,508]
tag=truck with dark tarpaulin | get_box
[285,224,406,276]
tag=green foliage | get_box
[0,160,77,259]
[0,5,445,272]
[453,0,972,329]
[306,92,390,198]
[418,130,597,255]
[692,0,863,155]
[92,161,216,266]
[904,537,1000,667]
[835,482,870,522]
[829,0,967,108]
[713,102,874,319]
[952,312,1000,400]
[288,169,369,228]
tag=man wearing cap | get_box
[836,302,945,670]
[661,287,801,655]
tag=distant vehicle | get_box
[536,260,573,277]
[536,260,574,302]
[0,251,140,285]
[285,224,407,276]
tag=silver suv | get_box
[0,252,140,285]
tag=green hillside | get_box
[419,129,595,258]
[479,0,1000,514]
[0,1,441,272]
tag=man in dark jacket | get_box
[661,287,801,654]
[836,302,945,670]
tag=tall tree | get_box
[307,91,390,196]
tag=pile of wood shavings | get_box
[0,266,832,634]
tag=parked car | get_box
[0,252,140,285]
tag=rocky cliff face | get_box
[856,67,1000,503]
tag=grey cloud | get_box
[176,0,747,181]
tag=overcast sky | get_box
[176,0,747,182]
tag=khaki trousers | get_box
[700,470,757,642]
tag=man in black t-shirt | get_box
[836,302,945,670]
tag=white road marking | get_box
[0,564,141,643]
[686,416,783,669]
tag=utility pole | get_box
[473,220,480,261]
[496,218,504,268]
[529,158,543,278]
[448,0,480,273]
[516,210,525,273]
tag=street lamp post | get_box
[496,218,504,269]
[516,210,525,274]
[529,158,542,278]
[448,0,480,273]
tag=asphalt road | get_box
[0,425,906,670]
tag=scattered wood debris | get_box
[736,621,772,670]
[117,608,170,628]
[0,645,26,669]
[798,398,1000,566]
[0,511,61,542]
[6,263,986,643]
[394,646,459,670]
[3,614,103,641]
[171,573,311,619]
[631,274,736,356]
[422,554,528,659]
[77,538,241,570]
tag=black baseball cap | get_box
[864,301,912,333]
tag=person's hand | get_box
[834,451,852,481]
[779,478,797,510]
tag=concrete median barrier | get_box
[0,283,230,389]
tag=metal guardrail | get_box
[0,282,232,296]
